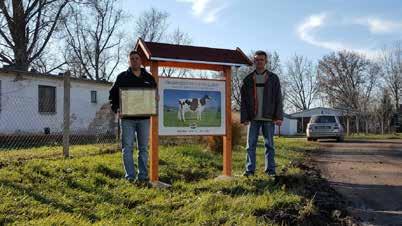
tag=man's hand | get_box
[274,120,283,126]
[156,94,160,101]
[116,109,121,119]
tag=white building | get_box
[274,114,298,136]
[0,69,114,135]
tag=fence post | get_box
[63,71,71,157]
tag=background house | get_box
[274,114,298,136]
[0,69,114,135]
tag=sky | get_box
[118,0,402,63]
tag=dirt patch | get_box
[257,160,359,225]
[312,139,402,225]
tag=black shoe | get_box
[266,172,276,178]
[243,171,254,177]
[134,179,151,188]
[126,178,135,183]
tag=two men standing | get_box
[109,49,283,183]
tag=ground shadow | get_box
[328,181,402,225]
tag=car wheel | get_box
[307,137,312,141]
[312,138,318,141]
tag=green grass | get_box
[346,133,402,140]
[163,109,221,127]
[0,138,319,225]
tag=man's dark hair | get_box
[129,50,140,57]
[254,50,267,58]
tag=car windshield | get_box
[310,115,336,123]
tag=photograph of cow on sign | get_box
[164,90,221,127]
[158,78,226,136]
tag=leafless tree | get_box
[0,0,71,71]
[318,50,380,133]
[30,50,67,74]
[133,8,193,78]
[63,0,123,81]
[381,41,402,110]
[135,7,168,43]
[285,54,319,111]
[160,27,192,77]
[266,51,282,75]
[374,88,394,134]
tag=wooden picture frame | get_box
[119,87,158,117]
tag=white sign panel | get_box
[158,78,226,136]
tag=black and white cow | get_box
[178,95,211,122]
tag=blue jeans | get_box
[245,120,276,174]
[121,118,150,181]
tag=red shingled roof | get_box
[135,38,252,67]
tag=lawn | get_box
[346,133,402,140]
[163,108,221,127]
[0,138,322,225]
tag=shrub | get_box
[204,121,245,153]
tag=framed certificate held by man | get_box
[119,87,158,117]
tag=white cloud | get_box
[297,13,380,59]
[176,0,228,23]
[354,17,402,33]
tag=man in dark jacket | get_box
[240,50,283,177]
[109,50,157,182]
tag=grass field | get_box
[346,133,402,140]
[163,108,221,127]
[0,138,321,225]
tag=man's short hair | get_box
[254,50,267,59]
[129,50,140,57]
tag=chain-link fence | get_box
[0,72,119,153]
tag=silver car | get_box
[306,114,344,142]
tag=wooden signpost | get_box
[134,38,252,183]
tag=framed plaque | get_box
[119,87,158,117]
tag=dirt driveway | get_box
[311,139,402,226]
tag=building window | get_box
[38,85,56,113]
[91,90,97,103]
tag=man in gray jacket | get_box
[240,50,283,177]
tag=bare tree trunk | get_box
[365,118,369,134]
[388,119,391,134]
[356,115,359,134]
[0,0,69,70]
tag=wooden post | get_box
[63,71,71,157]
[223,66,232,177]
[150,62,159,182]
